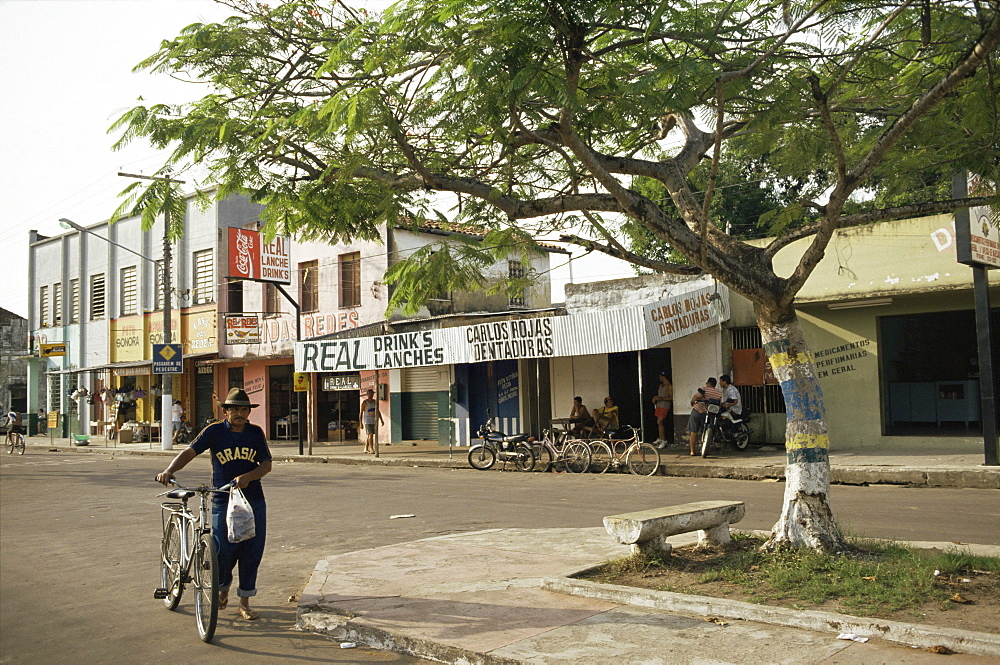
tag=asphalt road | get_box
[1,450,998,665]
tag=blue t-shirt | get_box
[190,420,272,504]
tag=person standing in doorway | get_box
[155,388,272,621]
[171,399,184,431]
[37,408,46,436]
[651,372,673,449]
[359,388,384,454]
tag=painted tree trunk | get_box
[757,308,847,551]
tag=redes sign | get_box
[227,227,292,284]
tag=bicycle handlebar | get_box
[155,478,233,497]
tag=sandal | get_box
[237,606,260,620]
[218,590,229,610]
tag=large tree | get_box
[113,0,1000,550]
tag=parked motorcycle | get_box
[172,420,196,445]
[468,416,536,471]
[697,400,752,456]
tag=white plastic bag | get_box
[226,487,256,543]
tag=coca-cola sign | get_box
[227,227,291,284]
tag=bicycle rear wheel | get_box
[562,441,591,474]
[160,518,183,610]
[626,442,660,476]
[193,532,219,643]
[15,433,25,455]
[533,442,555,472]
[588,441,612,474]
[5,434,13,454]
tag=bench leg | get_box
[632,539,672,558]
[697,523,731,548]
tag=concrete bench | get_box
[603,500,746,557]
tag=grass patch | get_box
[583,535,1000,622]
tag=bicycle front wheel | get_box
[193,532,219,643]
[626,442,660,476]
[588,441,612,474]
[468,445,496,470]
[160,518,184,610]
[512,442,535,472]
[15,433,25,455]
[562,440,591,474]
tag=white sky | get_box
[0,0,635,320]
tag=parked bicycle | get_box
[5,426,26,455]
[468,417,535,471]
[530,426,591,473]
[586,426,660,475]
[154,479,230,642]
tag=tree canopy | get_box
[113,0,1000,550]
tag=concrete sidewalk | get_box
[296,527,1000,664]
[26,433,1000,489]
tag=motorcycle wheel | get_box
[512,442,535,472]
[733,426,751,450]
[700,426,713,458]
[468,445,496,470]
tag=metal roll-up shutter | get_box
[401,367,444,440]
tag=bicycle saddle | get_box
[166,489,196,500]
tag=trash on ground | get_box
[288,594,299,603]
[929,645,957,654]
[949,593,973,604]
[704,617,728,626]
[390,514,416,519]
[340,642,357,649]
[836,633,869,643]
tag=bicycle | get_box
[530,427,591,473]
[5,427,25,455]
[154,480,231,642]
[586,426,660,476]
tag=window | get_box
[338,252,360,308]
[300,260,319,313]
[69,279,80,323]
[154,260,175,311]
[227,279,244,314]
[508,260,526,308]
[264,282,281,316]
[39,285,49,327]
[192,249,215,305]
[53,283,63,326]
[120,266,138,316]
[90,273,106,320]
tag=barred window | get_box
[154,260,175,311]
[508,260,526,308]
[53,282,63,326]
[90,274,106,320]
[192,249,215,305]
[69,279,80,323]
[300,260,319,313]
[39,285,49,327]
[120,266,138,316]
[339,252,360,308]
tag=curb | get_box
[297,606,521,665]
[541,575,1000,658]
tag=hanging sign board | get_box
[227,227,292,283]
[955,175,999,268]
[322,374,361,391]
[40,342,67,357]
[293,372,310,392]
[225,314,261,345]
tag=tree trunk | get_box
[757,305,847,552]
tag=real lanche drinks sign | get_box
[227,227,292,284]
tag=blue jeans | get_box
[212,498,267,598]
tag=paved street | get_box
[1,450,998,664]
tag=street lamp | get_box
[59,217,176,451]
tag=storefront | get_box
[316,373,361,441]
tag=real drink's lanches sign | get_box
[227,227,292,284]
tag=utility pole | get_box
[119,173,185,451]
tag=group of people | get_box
[565,371,742,456]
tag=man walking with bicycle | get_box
[156,388,272,621]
